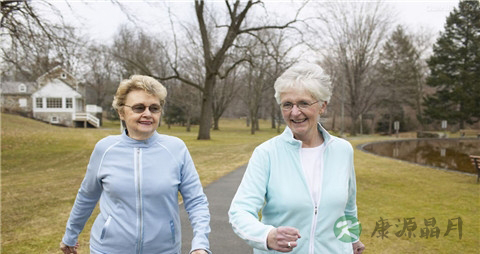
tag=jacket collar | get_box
[280,122,334,148]
[121,130,160,147]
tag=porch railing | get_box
[74,113,100,128]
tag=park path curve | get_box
[180,165,252,254]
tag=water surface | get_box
[361,139,480,174]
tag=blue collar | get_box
[121,130,160,148]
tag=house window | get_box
[66,98,73,108]
[50,116,59,123]
[18,98,27,107]
[46,98,62,108]
[36,98,43,108]
[18,84,26,93]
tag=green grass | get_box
[1,113,479,253]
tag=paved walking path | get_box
[180,165,252,254]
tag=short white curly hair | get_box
[274,62,332,104]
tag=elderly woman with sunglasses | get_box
[60,75,211,254]
[229,63,365,254]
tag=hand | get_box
[267,226,301,252]
[352,240,365,254]
[60,241,78,254]
[191,249,208,254]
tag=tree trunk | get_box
[250,113,256,135]
[213,116,220,130]
[186,115,191,132]
[388,113,392,135]
[271,102,276,129]
[331,109,336,131]
[197,76,215,140]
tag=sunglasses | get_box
[124,104,162,113]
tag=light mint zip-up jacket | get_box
[229,124,358,254]
[62,131,211,254]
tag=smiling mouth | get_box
[291,119,307,123]
[139,121,152,125]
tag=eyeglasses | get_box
[281,101,320,111]
[123,104,162,113]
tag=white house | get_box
[1,66,102,127]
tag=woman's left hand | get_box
[352,240,365,254]
[191,249,208,254]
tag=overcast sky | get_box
[50,0,459,43]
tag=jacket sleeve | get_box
[62,143,104,246]
[178,145,212,254]
[344,144,359,242]
[228,147,275,251]
[344,145,357,218]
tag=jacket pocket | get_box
[100,215,112,241]
[170,220,175,244]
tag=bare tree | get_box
[81,44,122,109]
[309,1,393,135]
[110,25,169,78]
[1,1,84,81]
[212,69,241,130]
[154,0,305,139]
[164,79,202,132]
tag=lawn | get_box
[1,113,479,253]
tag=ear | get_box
[118,109,125,120]
[319,101,328,114]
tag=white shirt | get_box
[300,143,324,206]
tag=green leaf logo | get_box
[334,215,362,243]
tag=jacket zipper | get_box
[135,148,144,254]
[307,139,332,254]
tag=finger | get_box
[279,227,301,238]
[277,246,295,253]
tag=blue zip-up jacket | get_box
[229,124,358,253]
[62,131,211,254]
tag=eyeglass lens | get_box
[127,104,162,113]
[281,101,316,110]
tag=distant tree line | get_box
[1,0,478,138]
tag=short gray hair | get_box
[274,62,332,104]
[112,75,167,113]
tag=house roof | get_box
[32,78,82,98]
[0,81,37,95]
[36,66,77,88]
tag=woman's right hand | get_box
[267,226,301,252]
[60,241,78,254]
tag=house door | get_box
[76,99,83,112]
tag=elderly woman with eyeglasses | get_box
[60,75,211,254]
[229,63,365,254]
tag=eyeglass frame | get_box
[280,100,320,111]
[123,103,163,113]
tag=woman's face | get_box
[120,90,162,140]
[280,88,326,143]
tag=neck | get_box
[126,130,155,141]
[297,131,324,148]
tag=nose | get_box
[141,107,153,116]
[291,104,302,115]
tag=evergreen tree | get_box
[424,0,480,128]
[378,25,420,134]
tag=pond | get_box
[360,139,480,174]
